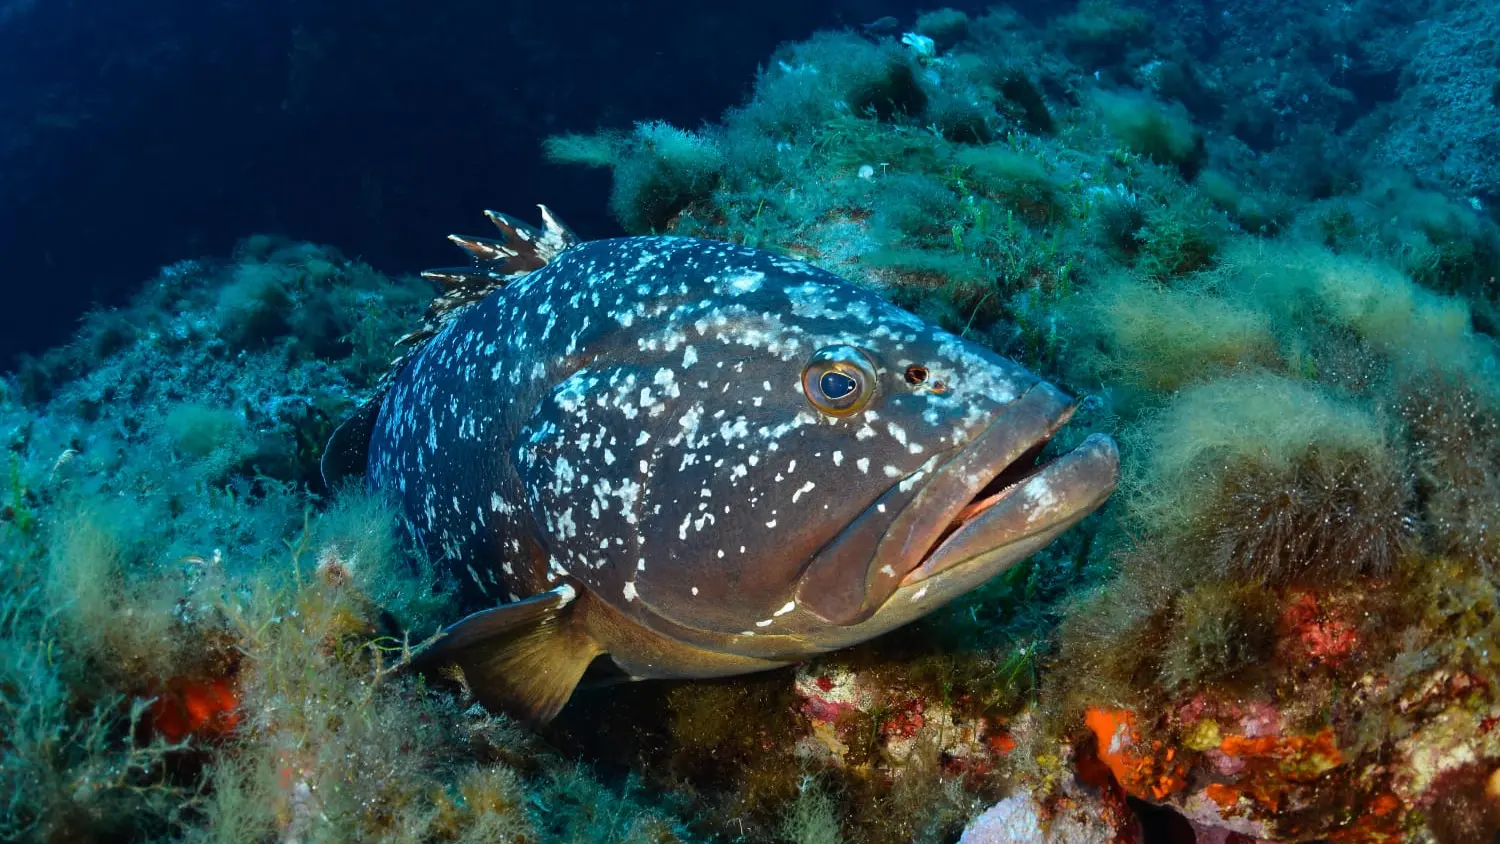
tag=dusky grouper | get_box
[323,207,1120,722]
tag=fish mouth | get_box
[899,427,1119,588]
[796,382,1119,628]
[889,381,1118,588]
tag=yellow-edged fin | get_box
[417,584,601,723]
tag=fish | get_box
[322,207,1120,723]
[860,16,902,36]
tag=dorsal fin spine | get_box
[322,206,582,489]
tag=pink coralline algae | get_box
[791,663,996,775]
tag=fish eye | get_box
[904,365,928,386]
[802,345,877,416]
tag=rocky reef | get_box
[541,5,1500,841]
[2,3,1499,843]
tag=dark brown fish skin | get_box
[347,223,1118,716]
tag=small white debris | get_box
[901,32,936,59]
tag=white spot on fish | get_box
[1022,475,1058,522]
[726,270,765,295]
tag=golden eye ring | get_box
[802,345,877,416]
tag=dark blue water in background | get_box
[1,0,1481,367]
[0,0,1011,366]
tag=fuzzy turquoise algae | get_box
[328,210,1118,722]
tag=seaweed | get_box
[1157,582,1277,692]
[1397,370,1500,572]
[777,777,844,844]
[1130,374,1411,583]
[956,146,1064,226]
[1050,0,1154,69]
[1094,89,1204,177]
[913,9,971,52]
[1068,272,1279,394]
[547,122,726,234]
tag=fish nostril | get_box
[904,365,928,386]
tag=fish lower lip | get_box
[940,443,1052,539]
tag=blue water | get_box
[0,0,961,365]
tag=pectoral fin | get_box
[414,585,602,724]
[320,388,387,491]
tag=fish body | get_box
[326,209,1119,721]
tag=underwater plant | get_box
[1049,0,1153,69]
[1130,374,1411,581]
[1093,88,1204,177]
[1068,272,1280,394]
[546,121,726,234]
[956,146,1065,226]
[913,8,970,52]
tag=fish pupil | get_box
[820,371,857,399]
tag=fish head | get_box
[519,240,1118,656]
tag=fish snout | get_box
[900,431,1119,587]
[795,381,1115,627]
